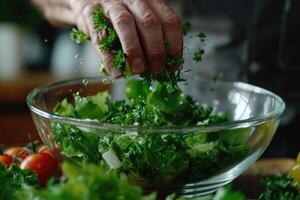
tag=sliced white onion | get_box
[102,149,122,169]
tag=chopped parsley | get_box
[69,28,88,44]
[259,175,300,200]
[182,22,192,35]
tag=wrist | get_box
[66,0,82,10]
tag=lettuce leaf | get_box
[0,164,38,200]
[16,162,156,200]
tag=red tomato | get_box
[4,146,30,160]
[20,153,59,186]
[0,154,13,168]
[37,145,51,155]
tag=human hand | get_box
[69,0,183,77]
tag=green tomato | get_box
[125,79,150,101]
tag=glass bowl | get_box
[26,76,285,197]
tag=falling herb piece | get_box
[166,56,185,69]
[212,74,220,82]
[182,22,192,35]
[193,48,205,63]
[69,28,88,44]
[197,32,206,42]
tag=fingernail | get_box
[131,57,145,74]
[111,68,123,78]
[151,62,164,74]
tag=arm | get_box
[31,0,183,77]
[31,0,75,26]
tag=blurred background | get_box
[0,0,299,158]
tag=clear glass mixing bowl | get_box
[26,76,285,197]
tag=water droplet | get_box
[75,54,79,59]
[82,79,88,86]
[102,78,108,84]
[44,38,48,43]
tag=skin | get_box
[31,0,183,77]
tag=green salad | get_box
[52,79,250,186]
[48,8,252,188]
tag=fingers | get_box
[71,0,181,77]
[70,0,91,36]
[82,1,123,78]
[147,0,183,70]
[102,2,146,74]
[124,0,166,74]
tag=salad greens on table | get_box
[49,8,252,187]
[2,161,300,200]
[0,164,38,200]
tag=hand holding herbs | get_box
[67,0,184,77]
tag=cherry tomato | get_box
[0,154,13,168]
[4,146,30,160]
[20,153,59,186]
[37,145,51,155]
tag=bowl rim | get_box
[26,77,286,133]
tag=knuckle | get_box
[114,11,134,26]
[102,53,111,61]
[148,49,165,59]
[124,0,139,5]
[82,3,96,17]
[169,46,182,56]
[123,46,140,56]
[164,13,181,30]
[141,12,160,29]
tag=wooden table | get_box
[0,71,56,145]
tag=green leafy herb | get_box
[0,164,38,200]
[182,22,192,35]
[166,56,185,69]
[69,28,88,44]
[193,48,205,63]
[112,50,127,69]
[16,162,156,200]
[197,32,206,42]
[259,175,300,200]
[52,89,248,185]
